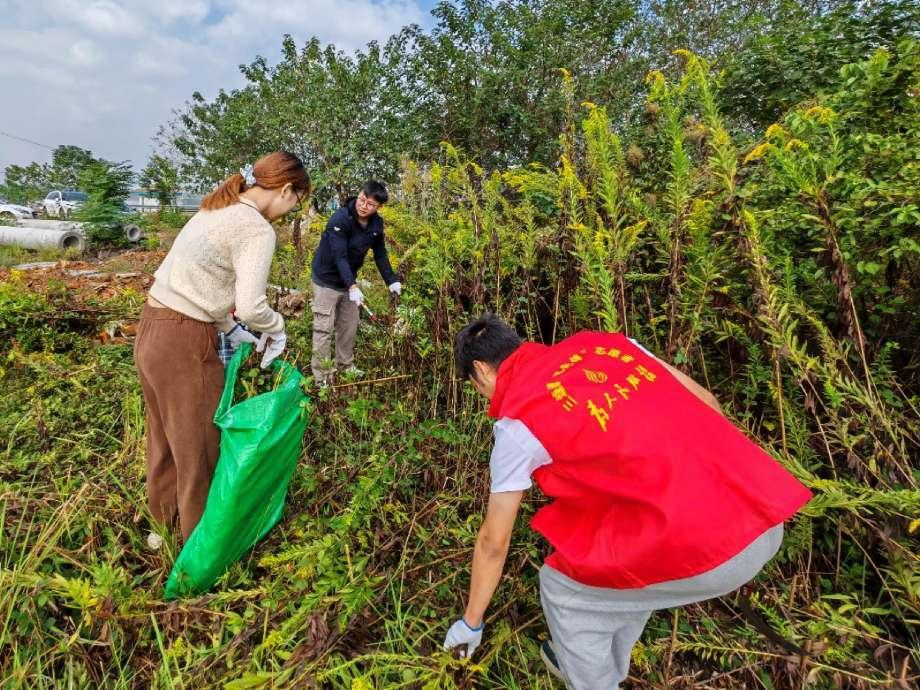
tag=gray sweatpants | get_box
[310,281,359,383]
[539,525,784,690]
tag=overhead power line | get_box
[0,130,56,151]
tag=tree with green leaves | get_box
[1,145,101,204]
[139,154,180,206]
[172,32,422,207]
[0,162,50,204]
[163,0,916,194]
[48,145,97,190]
[719,0,920,130]
[75,160,134,245]
[410,0,643,167]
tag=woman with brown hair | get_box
[135,151,311,547]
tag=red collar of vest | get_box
[487,342,548,418]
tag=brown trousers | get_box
[134,303,223,540]
[310,282,360,383]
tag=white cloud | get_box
[0,0,432,173]
[70,40,103,67]
[0,27,105,89]
[68,0,145,38]
[205,0,426,52]
[131,53,187,77]
[129,36,201,78]
[145,0,212,24]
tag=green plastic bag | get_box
[164,343,309,599]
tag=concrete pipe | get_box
[123,223,142,242]
[0,226,86,252]
[21,219,81,231]
[24,219,141,243]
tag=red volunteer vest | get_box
[488,332,812,588]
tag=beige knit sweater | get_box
[149,200,284,334]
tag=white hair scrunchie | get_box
[240,163,256,186]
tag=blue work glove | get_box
[443,617,484,658]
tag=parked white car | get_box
[0,198,38,221]
[43,190,87,218]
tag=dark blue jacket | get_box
[311,197,398,290]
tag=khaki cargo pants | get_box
[134,303,223,541]
[310,282,359,383]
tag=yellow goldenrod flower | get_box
[743,143,772,164]
[645,70,665,87]
[804,105,835,124]
[765,123,785,140]
[784,138,808,151]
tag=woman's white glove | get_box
[388,281,402,296]
[348,285,364,305]
[256,330,287,369]
[226,323,259,347]
[443,617,484,658]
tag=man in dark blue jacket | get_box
[310,180,402,384]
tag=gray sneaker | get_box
[540,640,570,686]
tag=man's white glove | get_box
[388,281,402,296]
[348,285,364,305]
[256,330,287,369]
[443,617,484,658]
[226,323,259,347]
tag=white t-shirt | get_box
[489,418,552,492]
[489,337,655,493]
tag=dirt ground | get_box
[1,249,165,344]
[1,248,307,345]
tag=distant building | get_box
[126,190,202,212]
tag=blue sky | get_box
[0,0,441,177]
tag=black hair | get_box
[454,313,523,382]
[360,180,389,204]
